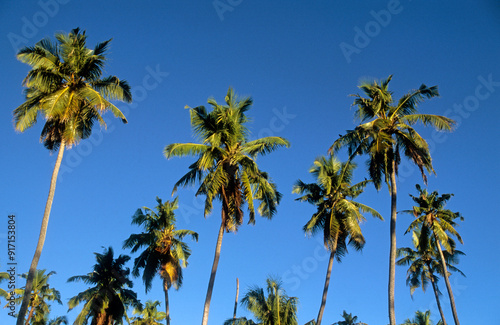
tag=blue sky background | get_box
[1,0,499,324]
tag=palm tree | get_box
[67,247,141,325]
[123,197,198,325]
[332,310,368,325]
[164,87,290,325]
[397,228,465,325]
[330,76,455,325]
[293,156,381,325]
[14,28,131,325]
[401,310,443,325]
[10,270,62,325]
[225,277,298,325]
[0,267,9,301]
[404,185,464,325]
[130,300,167,325]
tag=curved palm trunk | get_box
[388,163,397,325]
[435,237,460,325]
[17,141,65,325]
[25,305,35,325]
[429,269,447,325]
[201,220,225,325]
[164,278,170,325]
[316,248,336,325]
[233,278,239,319]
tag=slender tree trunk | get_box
[429,269,447,325]
[316,244,337,325]
[164,277,170,325]
[17,141,66,325]
[201,221,225,325]
[388,162,397,325]
[435,237,460,325]
[25,305,34,325]
[233,278,239,319]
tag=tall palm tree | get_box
[404,185,464,325]
[397,229,465,325]
[293,156,381,325]
[67,247,141,325]
[332,310,368,325]
[14,27,131,325]
[225,277,298,325]
[130,300,167,325]
[164,87,289,325]
[330,76,455,325]
[401,310,443,325]
[10,270,62,325]
[123,197,198,325]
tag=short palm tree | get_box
[123,197,198,325]
[164,88,289,325]
[226,277,298,325]
[67,247,141,325]
[14,27,131,325]
[332,310,368,325]
[404,185,464,325]
[130,300,167,325]
[330,76,455,325]
[397,228,465,325]
[0,268,9,301]
[293,156,381,325]
[401,310,443,325]
[10,270,62,325]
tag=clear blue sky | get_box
[1,1,499,324]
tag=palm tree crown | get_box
[14,27,131,150]
[164,87,289,325]
[67,247,141,325]
[130,300,167,325]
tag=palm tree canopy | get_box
[130,300,167,325]
[293,155,382,257]
[67,246,141,325]
[10,269,62,324]
[239,277,298,325]
[123,197,198,292]
[330,75,454,189]
[404,185,464,253]
[164,87,290,232]
[401,310,436,325]
[332,310,368,325]
[14,27,131,151]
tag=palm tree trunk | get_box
[316,245,337,325]
[233,277,239,319]
[201,220,225,325]
[388,162,397,325]
[17,141,66,325]
[164,277,170,325]
[429,270,447,325]
[435,237,460,325]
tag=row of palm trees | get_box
[12,27,464,325]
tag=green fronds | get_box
[164,143,210,159]
[243,136,290,157]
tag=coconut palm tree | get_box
[14,28,131,325]
[330,76,455,325]
[225,277,298,325]
[0,268,9,301]
[397,228,465,325]
[164,87,289,325]
[9,270,62,325]
[332,310,368,325]
[401,310,443,325]
[404,185,464,325]
[67,247,141,325]
[123,197,198,325]
[130,300,167,325]
[293,156,381,325]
